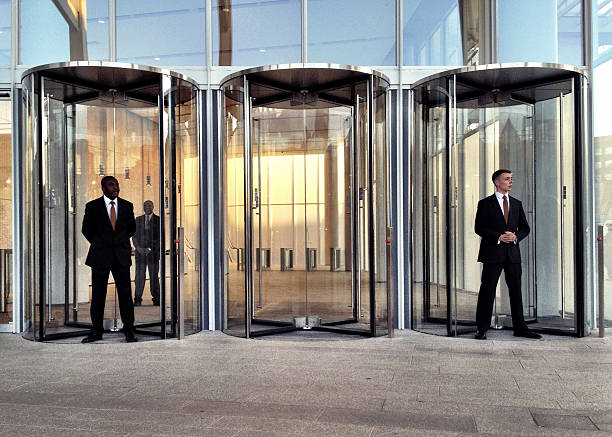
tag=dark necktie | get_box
[503,195,508,224]
[110,201,117,231]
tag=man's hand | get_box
[136,247,147,255]
[499,232,517,243]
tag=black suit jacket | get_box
[133,214,160,261]
[82,197,136,269]
[474,194,530,264]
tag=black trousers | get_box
[134,254,160,303]
[476,261,529,333]
[90,260,134,334]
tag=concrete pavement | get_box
[1,330,612,436]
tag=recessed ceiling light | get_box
[259,49,266,53]
[98,19,105,24]
[154,57,161,61]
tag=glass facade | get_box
[20,0,109,64]
[308,0,395,65]
[497,0,583,65]
[1,1,605,337]
[593,0,612,329]
[213,0,300,66]
[402,0,463,66]
[0,99,10,326]
[117,1,205,65]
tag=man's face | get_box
[102,178,120,199]
[495,172,513,192]
[143,201,154,214]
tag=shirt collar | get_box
[494,191,508,200]
[103,195,117,205]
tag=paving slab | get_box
[1,330,612,435]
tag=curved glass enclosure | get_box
[411,64,591,337]
[22,62,201,341]
[221,65,392,338]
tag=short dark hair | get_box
[101,175,118,187]
[491,169,512,183]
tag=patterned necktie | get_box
[503,195,508,225]
[110,201,117,231]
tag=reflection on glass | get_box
[117,0,205,65]
[223,78,246,337]
[213,0,300,66]
[498,0,582,65]
[0,0,10,65]
[593,1,612,328]
[412,79,449,335]
[20,0,109,64]
[173,79,200,334]
[23,70,201,340]
[0,99,11,326]
[373,78,389,335]
[414,75,579,335]
[403,0,462,66]
[308,0,395,65]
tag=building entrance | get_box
[411,64,591,336]
[221,65,392,337]
[21,63,201,341]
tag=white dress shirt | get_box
[494,191,516,244]
[103,195,118,219]
[494,191,509,215]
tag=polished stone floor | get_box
[1,329,612,435]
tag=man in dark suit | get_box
[133,200,160,306]
[474,169,541,340]
[81,176,138,343]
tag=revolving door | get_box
[412,64,591,337]
[22,62,201,341]
[221,65,392,338]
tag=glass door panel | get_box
[532,86,576,333]
[411,77,450,335]
[303,106,354,326]
[173,79,200,335]
[250,105,307,332]
[372,79,389,335]
[223,78,247,337]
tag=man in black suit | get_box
[133,200,160,306]
[474,169,541,340]
[81,176,138,343]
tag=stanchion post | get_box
[598,225,605,338]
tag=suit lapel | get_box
[508,196,519,229]
[489,194,505,226]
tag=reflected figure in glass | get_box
[81,176,137,343]
[133,200,160,307]
[474,170,540,340]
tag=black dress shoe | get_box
[81,333,103,343]
[474,330,487,340]
[125,331,138,343]
[134,301,142,307]
[152,301,160,306]
[514,330,542,339]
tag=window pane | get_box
[0,0,10,65]
[308,0,396,66]
[594,0,612,329]
[117,0,205,66]
[212,0,301,66]
[0,99,10,326]
[498,0,582,65]
[20,0,109,64]
[403,0,462,66]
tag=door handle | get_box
[253,188,259,209]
